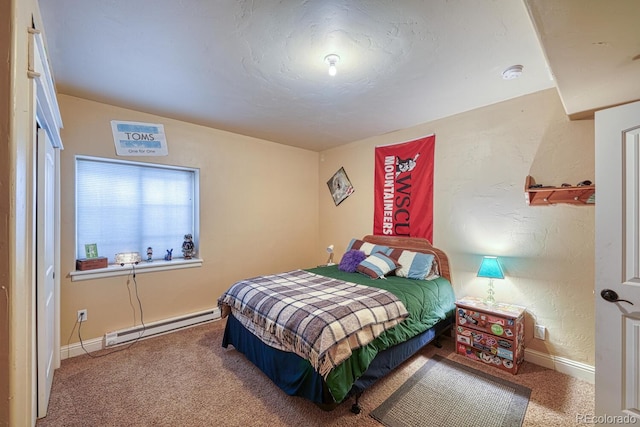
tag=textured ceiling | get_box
[38,0,639,151]
[525,0,640,119]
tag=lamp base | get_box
[326,253,334,266]
[483,279,497,306]
[483,295,496,306]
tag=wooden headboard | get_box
[362,235,452,283]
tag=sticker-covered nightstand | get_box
[455,296,525,374]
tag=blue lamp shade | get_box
[477,256,504,279]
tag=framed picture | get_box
[327,167,355,206]
[85,243,99,259]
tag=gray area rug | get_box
[370,355,531,427]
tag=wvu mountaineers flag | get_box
[373,135,435,242]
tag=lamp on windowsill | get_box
[326,245,335,266]
[477,256,504,306]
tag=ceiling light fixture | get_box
[502,64,524,80]
[324,54,340,76]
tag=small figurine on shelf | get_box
[146,247,153,262]
[164,249,173,261]
[182,234,195,259]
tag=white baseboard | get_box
[525,348,595,384]
[59,310,595,385]
[60,337,104,360]
[60,307,221,360]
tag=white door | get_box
[595,100,640,423]
[36,127,56,418]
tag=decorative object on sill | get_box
[182,234,195,259]
[146,247,153,262]
[477,256,505,306]
[85,243,99,259]
[76,257,108,271]
[327,167,354,206]
[326,244,335,266]
[164,249,173,261]
[115,252,142,266]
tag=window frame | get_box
[71,155,202,281]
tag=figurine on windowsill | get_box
[182,234,195,259]
[146,247,153,262]
[164,249,173,261]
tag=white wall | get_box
[318,88,595,365]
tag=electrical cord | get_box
[66,317,79,360]
[131,264,147,340]
[126,273,137,325]
[77,263,147,358]
[126,264,146,332]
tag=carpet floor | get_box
[36,319,594,427]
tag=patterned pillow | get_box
[357,251,401,279]
[346,238,390,256]
[338,249,367,273]
[387,249,435,280]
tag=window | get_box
[75,156,199,264]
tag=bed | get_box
[218,235,456,412]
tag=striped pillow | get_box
[346,238,390,256]
[357,251,401,279]
[387,249,435,280]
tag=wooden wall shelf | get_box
[525,176,595,206]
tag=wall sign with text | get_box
[111,120,168,156]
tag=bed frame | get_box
[221,235,454,413]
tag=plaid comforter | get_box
[217,269,409,377]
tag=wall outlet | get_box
[534,324,546,340]
[77,309,88,322]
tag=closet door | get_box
[36,127,56,418]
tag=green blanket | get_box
[307,265,456,402]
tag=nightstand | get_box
[455,296,525,374]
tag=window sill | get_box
[69,258,203,282]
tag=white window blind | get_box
[76,156,198,263]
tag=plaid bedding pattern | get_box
[218,269,409,377]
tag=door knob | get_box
[601,289,634,305]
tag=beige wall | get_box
[318,88,595,365]
[57,95,320,343]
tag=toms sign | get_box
[111,120,168,156]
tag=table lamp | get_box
[477,256,504,305]
[326,245,335,266]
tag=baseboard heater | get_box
[104,308,221,347]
